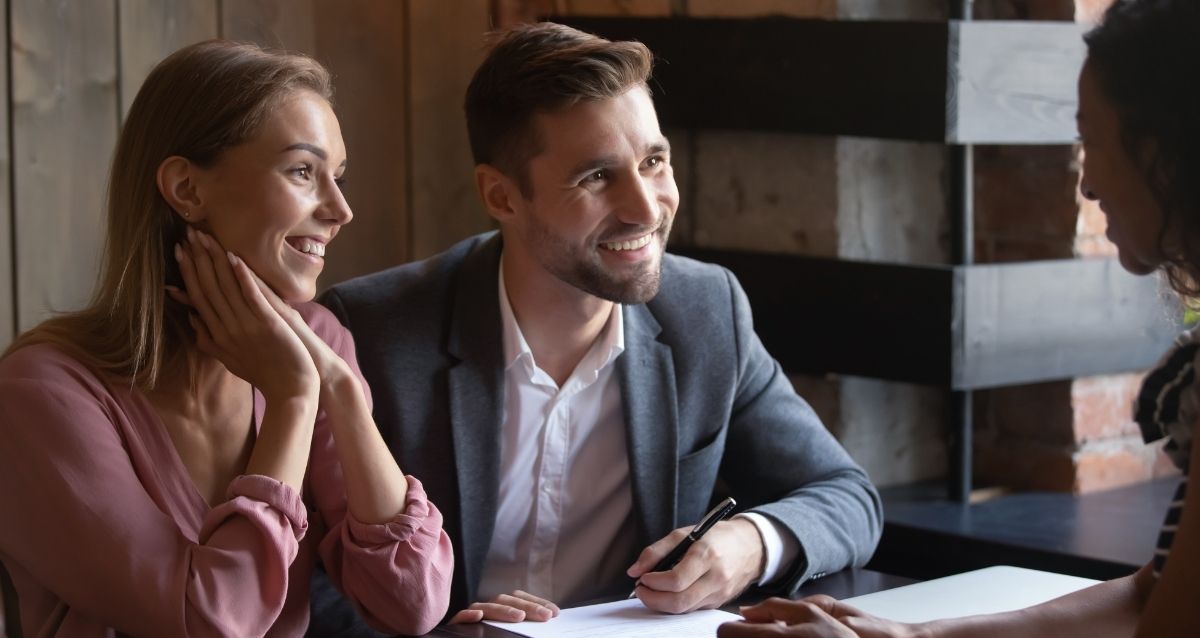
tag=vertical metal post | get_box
[948,0,974,503]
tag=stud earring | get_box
[181,211,190,219]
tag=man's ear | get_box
[475,164,523,225]
[156,155,206,222]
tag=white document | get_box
[483,598,741,638]
[844,565,1101,623]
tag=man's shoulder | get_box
[652,252,738,315]
[322,231,497,313]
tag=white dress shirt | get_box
[478,261,798,605]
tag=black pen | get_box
[628,496,738,598]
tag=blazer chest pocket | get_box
[677,433,725,519]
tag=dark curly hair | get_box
[1084,0,1200,296]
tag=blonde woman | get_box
[0,40,452,636]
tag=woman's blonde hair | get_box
[5,39,332,389]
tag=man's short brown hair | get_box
[464,22,653,196]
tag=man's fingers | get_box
[627,526,690,577]
[635,570,722,614]
[636,545,710,595]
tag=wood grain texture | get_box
[954,257,1177,389]
[11,0,118,331]
[948,20,1086,144]
[118,0,219,119]
[0,2,11,348]
[560,0,671,15]
[408,0,491,259]
[220,0,315,50]
[312,0,409,285]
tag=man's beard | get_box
[525,216,672,305]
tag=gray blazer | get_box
[312,232,881,626]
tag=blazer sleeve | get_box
[0,369,307,637]
[303,307,454,636]
[718,268,884,594]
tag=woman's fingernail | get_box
[174,244,183,262]
[186,226,195,242]
[165,285,180,293]
[227,251,237,267]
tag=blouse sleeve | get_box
[0,361,307,637]
[302,306,454,635]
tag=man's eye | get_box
[584,170,606,184]
[646,157,661,168]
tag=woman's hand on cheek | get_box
[233,265,360,404]
[170,227,318,403]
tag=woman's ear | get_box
[475,164,523,225]
[156,156,205,222]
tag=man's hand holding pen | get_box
[627,498,766,614]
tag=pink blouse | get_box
[0,302,453,637]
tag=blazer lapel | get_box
[618,303,680,547]
[446,234,506,602]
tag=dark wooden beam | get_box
[556,16,950,141]
[552,16,1085,144]
[677,249,957,385]
[675,250,1180,389]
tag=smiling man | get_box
[311,22,881,633]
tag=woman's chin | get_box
[1115,250,1160,277]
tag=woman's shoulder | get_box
[0,342,105,388]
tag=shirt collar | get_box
[498,254,625,378]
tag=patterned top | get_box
[1133,329,1198,578]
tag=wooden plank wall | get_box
[0,2,9,352]
[11,1,118,335]
[0,0,488,350]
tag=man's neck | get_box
[502,252,613,387]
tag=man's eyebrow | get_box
[648,140,671,155]
[283,142,347,168]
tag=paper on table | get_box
[483,598,741,638]
[843,566,1100,623]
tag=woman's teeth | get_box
[602,234,652,251]
[294,239,325,257]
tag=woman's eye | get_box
[291,165,312,179]
[335,176,347,190]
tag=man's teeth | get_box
[602,235,652,251]
[295,239,325,257]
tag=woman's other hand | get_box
[718,596,921,638]
[448,590,561,624]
